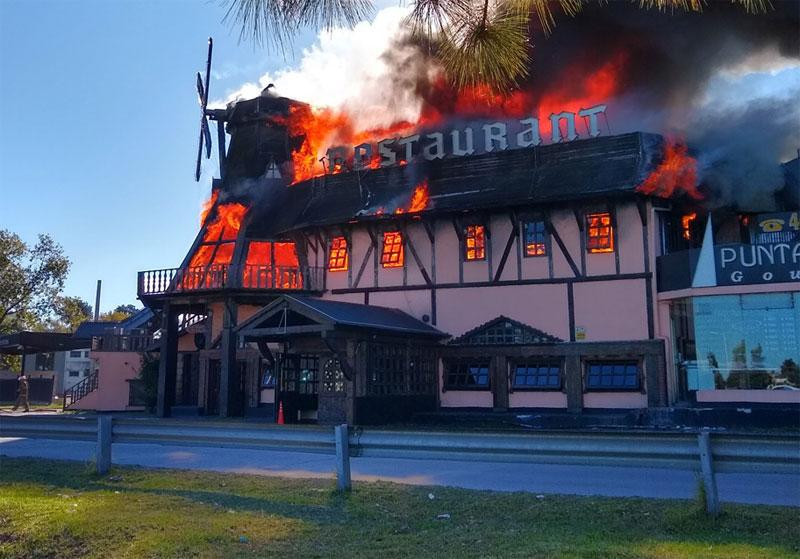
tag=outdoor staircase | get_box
[63,371,99,410]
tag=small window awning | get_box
[236,295,448,341]
[0,331,90,355]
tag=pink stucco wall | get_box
[71,352,143,411]
[509,391,567,408]
[583,392,647,409]
[572,279,648,341]
[440,390,494,408]
[434,284,570,339]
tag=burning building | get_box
[139,4,799,424]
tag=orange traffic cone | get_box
[277,401,285,425]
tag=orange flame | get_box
[682,212,697,241]
[408,180,429,213]
[637,139,703,200]
[276,49,629,185]
[392,179,430,215]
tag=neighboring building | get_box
[65,310,156,411]
[0,331,90,402]
[137,93,799,424]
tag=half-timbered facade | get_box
[138,92,799,424]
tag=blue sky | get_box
[1,1,796,314]
[0,0,326,313]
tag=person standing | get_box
[11,373,29,412]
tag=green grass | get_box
[0,458,798,559]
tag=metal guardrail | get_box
[1,416,798,473]
[2,416,798,514]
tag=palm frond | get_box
[222,0,374,49]
[405,0,473,37]
[636,0,771,13]
[438,3,531,92]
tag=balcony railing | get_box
[92,333,155,352]
[138,264,325,297]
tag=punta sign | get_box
[326,104,609,170]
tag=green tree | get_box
[99,304,139,323]
[0,230,70,370]
[138,353,160,413]
[114,304,139,316]
[50,296,92,332]
[0,230,70,331]
[223,0,768,91]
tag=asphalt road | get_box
[2,436,798,506]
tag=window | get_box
[381,231,404,268]
[464,225,486,261]
[69,350,82,358]
[279,354,319,394]
[328,236,348,272]
[261,364,275,388]
[587,212,614,253]
[322,358,346,393]
[445,360,490,389]
[523,221,547,257]
[586,361,640,390]
[68,370,80,377]
[35,352,54,371]
[513,361,561,389]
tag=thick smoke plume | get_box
[220,2,799,209]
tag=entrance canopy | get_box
[237,295,447,342]
[0,331,90,355]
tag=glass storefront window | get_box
[671,292,800,391]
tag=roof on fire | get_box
[247,132,664,238]
[237,295,447,339]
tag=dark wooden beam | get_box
[493,213,519,283]
[608,202,621,275]
[402,224,433,286]
[353,244,374,288]
[545,214,581,277]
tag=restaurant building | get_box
[137,92,799,424]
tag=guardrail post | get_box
[697,429,720,517]
[97,414,112,475]
[335,423,351,492]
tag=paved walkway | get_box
[2,437,798,506]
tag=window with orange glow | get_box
[381,232,404,268]
[586,213,614,253]
[328,237,348,271]
[523,221,547,257]
[464,225,486,261]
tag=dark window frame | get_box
[443,359,491,391]
[585,360,641,392]
[586,212,614,254]
[381,231,404,268]
[511,360,562,391]
[328,236,349,272]
[463,224,486,261]
[522,220,548,258]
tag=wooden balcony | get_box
[137,264,325,298]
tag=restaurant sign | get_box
[715,212,800,286]
[326,104,609,169]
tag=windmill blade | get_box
[196,72,205,106]
[201,118,212,158]
[194,38,214,182]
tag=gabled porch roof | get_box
[236,295,448,341]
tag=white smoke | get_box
[213,6,430,131]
